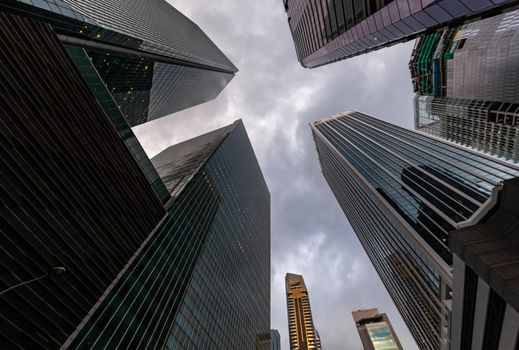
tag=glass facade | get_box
[366,322,399,350]
[64,121,270,349]
[415,96,519,163]
[65,45,171,204]
[8,0,237,125]
[410,10,519,103]
[283,0,515,68]
[411,11,519,163]
[311,111,519,349]
[0,4,263,350]
[83,49,234,125]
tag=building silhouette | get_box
[286,273,321,349]
[283,0,517,68]
[311,111,519,349]
[3,0,237,126]
[352,308,403,350]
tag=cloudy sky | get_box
[134,1,418,349]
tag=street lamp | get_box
[0,266,66,296]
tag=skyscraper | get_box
[352,308,403,350]
[64,120,271,349]
[0,7,270,346]
[4,0,237,126]
[311,111,519,349]
[449,178,519,350]
[282,0,516,68]
[272,329,282,350]
[411,10,519,162]
[285,273,321,350]
[0,11,167,348]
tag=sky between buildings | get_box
[133,1,419,348]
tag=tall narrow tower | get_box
[311,111,519,349]
[285,273,321,349]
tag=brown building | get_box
[286,273,321,349]
[352,308,403,350]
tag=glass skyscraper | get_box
[5,0,237,126]
[311,111,519,349]
[282,0,516,68]
[0,10,166,349]
[411,10,519,162]
[285,273,322,350]
[0,7,269,348]
[63,120,271,349]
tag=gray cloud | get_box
[133,1,418,348]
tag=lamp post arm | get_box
[0,274,50,297]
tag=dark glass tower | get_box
[411,10,519,162]
[64,120,271,349]
[0,10,167,349]
[282,0,516,68]
[0,8,268,348]
[311,111,519,349]
[4,0,237,126]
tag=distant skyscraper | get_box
[272,329,282,350]
[411,10,519,162]
[311,111,519,349]
[283,0,516,68]
[5,0,237,126]
[352,308,403,350]
[314,328,322,349]
[285,273,321,350]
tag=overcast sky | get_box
[134,1,418,349]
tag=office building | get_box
[411,10,519,162]
[311,111,519,349]
[0,8,269,347]
[410,10,519,102]
[63,120,270,349]
[282,0,516,68]
[0,10,167,348]
[285,273,321,349]
[352,308,403,350]
[449,178,519,350]
[272,329,282,350]
[3,0,237,126]
[414,97,519,163]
